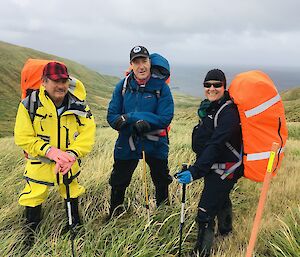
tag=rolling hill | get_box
[0,41,119,137]
[0,40,299,139]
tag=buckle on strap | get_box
[211,161,242,180]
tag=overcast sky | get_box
[1,0,300,70]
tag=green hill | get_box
[0,41,119,137]
[0,41,299,256]
[0,40,299,139]
[281,87,300,122]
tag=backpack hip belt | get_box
[128,129,166,151]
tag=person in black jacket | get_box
[176,69,243,257]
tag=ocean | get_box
[87,63,300,98]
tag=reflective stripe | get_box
[214,101,232,128]
[27,154,52,164]
[245,93,281,118]
[247,147,284,161]
[220,160,242,180]
[211,163,226,169]
[129,136,136,151]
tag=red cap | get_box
[42,62,70,81]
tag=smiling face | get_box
[204,80,225,102]
[130,57,151,81]
[43,78,69,106]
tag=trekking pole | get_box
[142,149,150,223]
[245,142,279,257]
[63,174,76,257]
[176,163,188,257]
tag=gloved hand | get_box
[114,115,128,131]
[176,170,193,184]
[46,147,76,164]
[132,120,151,136]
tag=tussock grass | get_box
[0,116,300,256]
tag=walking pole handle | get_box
[181,164,188,203]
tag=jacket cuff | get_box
[189,165,207,180]
[66,149,79,157]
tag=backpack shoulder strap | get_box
[121,74,131,96]
[214,100,233,128]
[23,90,41,123]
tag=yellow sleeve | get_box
[14,103,51,157]
[67,105,96,158]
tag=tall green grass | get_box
[0,117,300,256]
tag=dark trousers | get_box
[197,172,236,220]
[109,156,172,207]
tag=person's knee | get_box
[19,182,48,207]
[196,208,214,227]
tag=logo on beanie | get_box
[133,46,141,53]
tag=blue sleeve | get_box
[126,85,174,129]
[190,106,240,179]
[107,80,124,129]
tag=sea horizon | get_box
[85,62,300,98]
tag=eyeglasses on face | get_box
[203,81,224,88]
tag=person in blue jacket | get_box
[107,46,174,219]
[176,69,243,256]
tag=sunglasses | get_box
[203,81,224,88]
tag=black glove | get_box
[132,120,151,136]
[114,115,128,131]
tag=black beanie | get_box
[204,69,227,89]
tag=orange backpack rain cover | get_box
[21,59,64,99]
[229,70,288,182]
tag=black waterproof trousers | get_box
[109,156,172,211]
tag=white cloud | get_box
[0,0,300,67]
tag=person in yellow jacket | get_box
[14,61,96,247]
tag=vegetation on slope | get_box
[0,41,119,137]
[0,112,299,256]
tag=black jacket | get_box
[190,91,242,180]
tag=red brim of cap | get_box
[47,74,70,81]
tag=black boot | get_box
[62,198,82,236]
[192,221,215,257]
[217,202,233,236]
[24,205,42,249]
[155,185,169,207]
[105,187,126,221]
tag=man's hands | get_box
[114,115,128,131]
[132,120,151,136]
[46,147,76,175]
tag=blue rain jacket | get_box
[107,53,174,160]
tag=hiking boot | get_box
[217,203,233,236]
[193,222,215,257]
[23,205,42,249]
[104,205,126,223]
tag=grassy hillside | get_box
[0,41,119,137]
[0,41,300,256]
[1,40,300,138]
[0,116,299,256]
[281,87,300,122]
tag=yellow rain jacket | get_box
[14,79,96,186]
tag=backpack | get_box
[228,70,288,182]
[20,58,86,122]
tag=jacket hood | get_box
[150,53,170,81]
